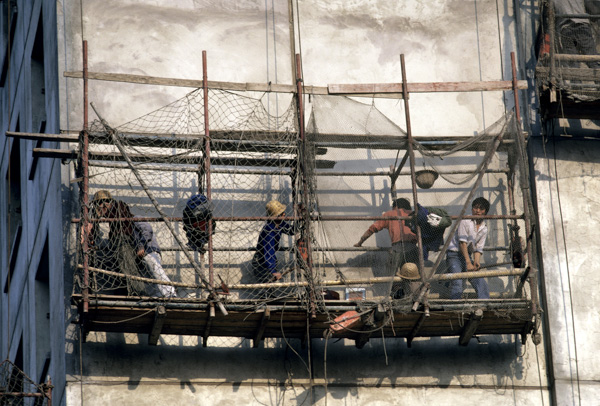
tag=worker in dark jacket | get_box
[252,200,296,283]
[182,192,215,258]
[409,203,452,261]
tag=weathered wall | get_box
[55,1,552,405]
[531,137,600,406]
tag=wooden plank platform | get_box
[72,294,535,346]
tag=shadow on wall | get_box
[79,332,525,403]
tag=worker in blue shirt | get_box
[252,200,296,283]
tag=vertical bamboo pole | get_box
[202,51,214,291]
[511,52,538,314]
[400,55,426,286]
[81,40,90,315]
[295,54,316,318]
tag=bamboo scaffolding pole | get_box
[400,54,427,289]
[202,50,215,296]
[81,40,91,315]
[71,214,525,223]
[81,264,525,291]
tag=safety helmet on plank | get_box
[398,262,420,280]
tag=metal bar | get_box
[202,51,215,292]
[400,54,427,289]
[5,131,78,142]
[82,40,90,315]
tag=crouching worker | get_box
[118,203,177,298]
[252,200,296,283]
[393,262,422,300]
[183,192,216,260]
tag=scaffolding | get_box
[536,0,600,119]
[0,359,53,406]
[10,46,540,348]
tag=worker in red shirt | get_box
[354,198,420,299]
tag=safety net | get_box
[75,87,534,333]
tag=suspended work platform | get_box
[14,47,541,348]
[71,294,535,348]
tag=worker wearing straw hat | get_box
[252,200,296,283]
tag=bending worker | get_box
[354,198,420,298]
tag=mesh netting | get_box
[537,0,600,100]
[0,360,50,405]
[305,95,528,306]
[76,87,533,345]
[78,89,303,307]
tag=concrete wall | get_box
[52,1,556,405]
[531,136,600,406]
[0,0,66,404]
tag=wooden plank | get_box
[148,306,167,346]
[64,70,297,93]
[459,308,484,346]
[329,80,528,94]
[64,70,528,97]
[5,131,79,142]
[252,307,271,348]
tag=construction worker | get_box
[252,200,296,283]
[182,191,215,259]
[354,198,420,299]
[446,197,490,299]
[113,201,177,298]
[85,190,119,272]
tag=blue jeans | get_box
[446,251,489,299]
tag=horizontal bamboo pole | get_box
[82,265,524,291]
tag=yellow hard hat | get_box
[266,200,286,217]
[397,262,420,280]
[93,190,113,202]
